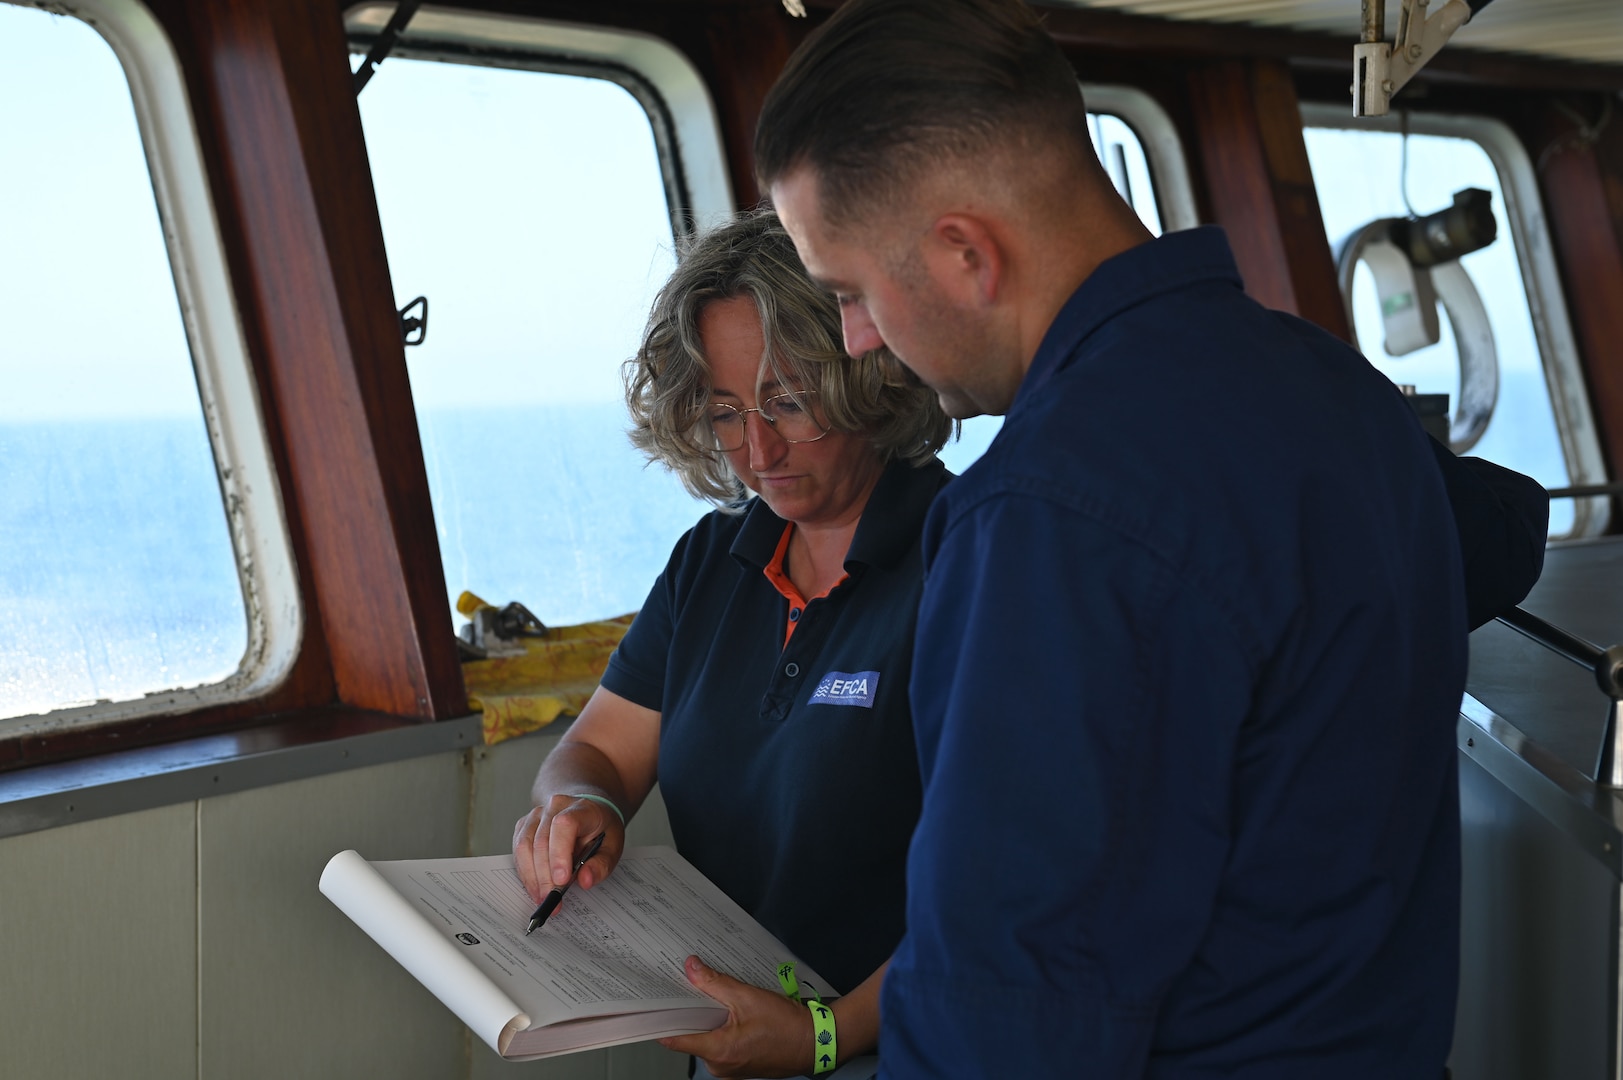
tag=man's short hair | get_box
[755,0,1091,226]
[624,209,951,505]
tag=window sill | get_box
[0,707,483,842]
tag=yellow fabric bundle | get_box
[460,613,634,746]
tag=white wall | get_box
[0,725,687,1080]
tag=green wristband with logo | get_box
[776,960,822,1004]
[808,998,837,1075]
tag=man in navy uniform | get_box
[756,0,1546,1075]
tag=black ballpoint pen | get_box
[525,831,605,935]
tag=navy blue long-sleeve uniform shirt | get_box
[1431,443,1547,629]
[880,228,1470,1078]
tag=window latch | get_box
[399,295,428,347]
[353,0,423,95]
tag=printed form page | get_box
[366,846,833,1026]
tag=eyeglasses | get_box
[706,391,830,452]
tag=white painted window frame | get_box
[1083,82,1200,233]
[344,4,736,236]
[2,0,301,737]
[1302,101,1608,536]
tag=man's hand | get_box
[511,793,624,902]
[659,955,816,1079]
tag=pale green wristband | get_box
[777,961,817,1003]
[808,998,837,1076]
[565,792,625,826]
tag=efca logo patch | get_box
[809,670,879,708]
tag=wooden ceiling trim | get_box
[1028,4,1623,93]
[1041,0,1623,68]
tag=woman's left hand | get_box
[659,955,816,1078]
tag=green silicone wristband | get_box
[808,998,837,1076]
[565,792,626,826]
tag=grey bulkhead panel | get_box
[0,720,682,1080]
[1457,537,1623,1079]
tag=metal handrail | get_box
[1494,605,1623,786]
[1546,483,1623,500]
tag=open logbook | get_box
[319,846,835,1061]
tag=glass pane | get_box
[0,6,246,724]
[940,110,1164,475]
[1093,112,1163,238]
[0,5,246,720]
[358,58,706,626]
[1304,124,1574,536]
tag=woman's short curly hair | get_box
[624,208,951,505]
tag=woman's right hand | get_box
[511,686,661,904]
[512,792,626,902]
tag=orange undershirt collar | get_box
[762,522,848,647]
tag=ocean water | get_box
[0,402,993,722]
[0,415,246,719]
[416,406,1002,624]
[0,380,1571,722]
[415,403,714,625]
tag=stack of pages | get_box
[320,845,834,1061]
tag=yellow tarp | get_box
[461,615,634,746]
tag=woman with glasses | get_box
[512,209,951,1080]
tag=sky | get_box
[0,8,684,419]
[0,0,1577,507]
[359,57,681,411]
[0,4,1163,424]
[0,5,200,421]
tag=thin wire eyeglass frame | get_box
[707,390,831,452]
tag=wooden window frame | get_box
[6,0,1621,785]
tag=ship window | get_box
[942,84,1196,473]
[0,3,295,729]
[350,20,727,627]
[1302,106,1606,538]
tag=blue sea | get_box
[0,415,247,720]
[0,404,999,722]
[0,376,1572,723]
[0,405,715,720]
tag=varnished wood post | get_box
[178,0,467,718]
[703,4,806,208]
[1526,98,1623,490]
[1186,60,1350,340]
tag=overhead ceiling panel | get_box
[1051,0,1623,67]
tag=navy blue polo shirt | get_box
[881,228,1468,1078]
[602,456,948,995]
